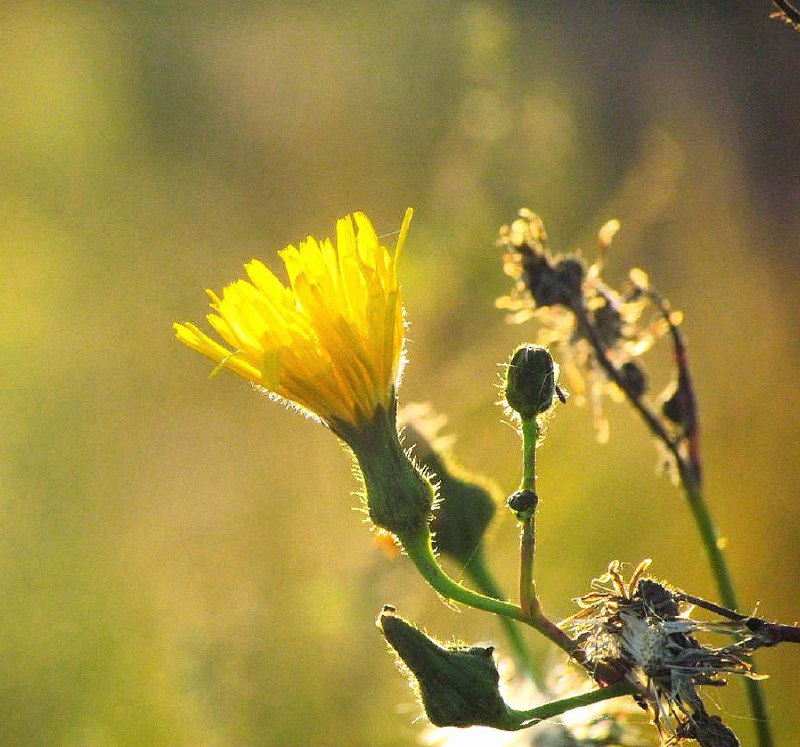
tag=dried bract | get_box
[564,561,764,745]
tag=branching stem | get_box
[464,547,543,685]
[399,525,627,685]
[397,526,628,684]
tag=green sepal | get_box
[377,607,516,729]
[348,405,434,535]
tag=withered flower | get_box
[564,560,765,746]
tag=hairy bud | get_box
[504,345,557,419]
[377,607,513,729]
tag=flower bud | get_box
[618,360,647,399]
[504,345,557,419]
[506,489,538,517]
[399,406,498,567]
[554,257,585,300]
[377,607,513,729]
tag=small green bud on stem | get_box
[504,345,556,419]
[507,488,538,517]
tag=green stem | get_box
[682,475,737,616]
[519,516,535,616]
[502,681,634,731]
[464,547,543,686]
[398,526,580,659]
[683,474,773,747]
[518,418,539,616]
[576,300,773,747]
[520,418,538,492]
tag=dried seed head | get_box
[567,561,758,744]
[497,209,677,446]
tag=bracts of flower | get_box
[563,560,769,747]
[378,606,653,746]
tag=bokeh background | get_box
[1,2,798,745]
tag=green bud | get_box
[504,345,556,419]
[400,414,498,567]
[377,607,514,729]
[350,406,434,535]
[430,475,497,568]
[506,489,538,517]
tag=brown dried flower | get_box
[497,209,677,443]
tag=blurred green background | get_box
[1,2,798,745]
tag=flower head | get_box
[176,208,434,535]
[174,209,413,438]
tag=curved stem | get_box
[464,548,543,686]
[398,526,580,658]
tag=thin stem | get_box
[504,681,634,730]
[574,300,774,747]
[772,0,800,27]
[682,477,738,618]
[518,417,539,616]
[676,592,800,646]
[520,417,538,492]
[398,526,581,658]
[646,286,701,478]
[464,547,543,685]
[574,302,677,457]
[519,517,535,616]
[685,477,773,745]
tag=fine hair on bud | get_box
[504,344,557,419]
[376,608,513,729]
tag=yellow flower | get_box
[174,209,413,436]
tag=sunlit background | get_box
[1,2,798,745]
